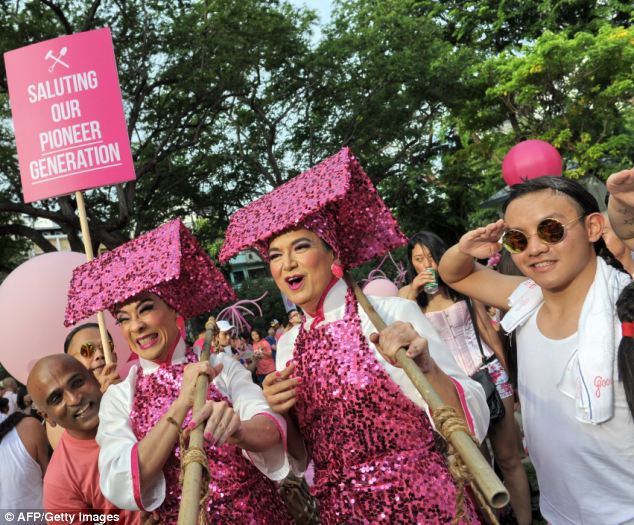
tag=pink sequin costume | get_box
[218,148,407,267]
[220,148,488,523]
[66,220,291,523]
[129,349,293,524]
[291,287,479,524]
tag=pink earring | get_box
[331,262,344,279]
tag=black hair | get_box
[16,386,28,411]
[616,281,634,419]
[0,412,30,445]
[497,250,524,277]
[405,231,466,309]
[63,323,113,354]
[0,397,8,413]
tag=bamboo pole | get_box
[178,317,218,525]
[344,273,509,509]
[75,191,113,365]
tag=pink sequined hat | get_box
[64,218,236,326]
[219,147,407,267]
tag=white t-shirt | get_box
[0,427,43,510]
[517,309,634,525]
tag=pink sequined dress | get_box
[129,350,293,525]
[292,288,479,524]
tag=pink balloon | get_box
[502,140,563,186]
[0,252,132,384]
[362,278,399,298]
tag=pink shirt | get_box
[253,339,275,375]
[43,431,139,525]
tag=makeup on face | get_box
[268,229,335,314]
[115,293,179,362]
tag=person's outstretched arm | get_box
[607,168,634,250]
[439,219,526,311]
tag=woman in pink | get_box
[219,148,489,524]
[399,231,531,525]
[64,219,293,525]
[252,330,275,385]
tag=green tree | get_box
[1,0,632,271]
[0,0,316,262]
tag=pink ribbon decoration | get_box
[362,253,407,289]
[216,292,268,334]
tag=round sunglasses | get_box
[501,215,585,254]
[79,340,115,358]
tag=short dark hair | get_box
[63,323,112,353]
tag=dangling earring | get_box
[331,262,344,279]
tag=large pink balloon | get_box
[502,140,563,187]
[362,278,399,298]
[0,252,132,384]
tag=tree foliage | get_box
[0,0,632,271]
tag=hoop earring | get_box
[331,262,344,279]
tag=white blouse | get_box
[96,339,289,511]
[277,279,490,448]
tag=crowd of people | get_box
[0,148,633,525]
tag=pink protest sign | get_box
[4,28,135,203]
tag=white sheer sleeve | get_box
[212,354,290,481]
[96,367,165,511]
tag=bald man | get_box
[28,355,141,525]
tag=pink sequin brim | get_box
[64,218,236,326]
[219,147,407,268]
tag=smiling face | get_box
[269,229,336,315]
[66,327,116,380]
[115,293,180,362]
[27,355,101,439]
[504,190,602,293]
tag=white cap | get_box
[217,320,234,332]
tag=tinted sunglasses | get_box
[501,216,585,254]
[80,340,115,358]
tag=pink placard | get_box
[4,28,135,203]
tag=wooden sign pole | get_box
[75,191,114,365]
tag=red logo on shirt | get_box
[593,376,612,398]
